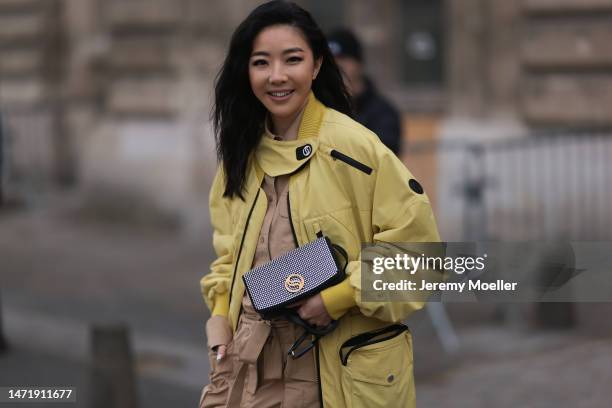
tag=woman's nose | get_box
[268,63,287,84]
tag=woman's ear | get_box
[313,57,323,80]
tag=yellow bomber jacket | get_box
[201,93,441,407]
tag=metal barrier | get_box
[407,133,612,241]
[408,132,612,329]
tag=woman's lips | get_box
[267,90,294,101]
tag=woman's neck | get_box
[269,102,307,141]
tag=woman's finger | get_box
[216,344,227,361]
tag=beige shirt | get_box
[251,174,296,268]
[251,119,300,268]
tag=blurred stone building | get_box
[1,0,611,235]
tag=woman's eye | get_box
[287,56,303,64]
[252,59,267,66]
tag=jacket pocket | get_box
[304,206,361,260]
[340,328,415,408]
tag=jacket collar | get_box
[255,92,325,177]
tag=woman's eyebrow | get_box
[282,47,304,54]
[251,47,305,57]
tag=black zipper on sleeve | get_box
[228,189,260,309]
[330,149,373,175]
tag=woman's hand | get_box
[206,315,232,361]
[289,294,332,327]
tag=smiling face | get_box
[249,24,322,131]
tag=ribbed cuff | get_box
[206,315,232,350]
[211,292,229,316]
[320,278,357,320]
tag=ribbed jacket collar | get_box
[255,92,325,177]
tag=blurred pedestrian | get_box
[200,1,440,407]
[328,28,403,155]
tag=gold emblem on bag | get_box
[284,274,305,293]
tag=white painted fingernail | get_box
[216,354,223,361]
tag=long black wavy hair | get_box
[213,0,352,199]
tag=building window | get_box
[302,0,345,32]
[400,0,444,86]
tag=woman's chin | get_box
[267,106,299,121]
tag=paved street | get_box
[417,327,612,407]
[1,203,213,407]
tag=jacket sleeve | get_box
[351,149,443,322]
[200,169,234,318]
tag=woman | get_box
[200,1,440,407]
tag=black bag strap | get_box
[286,311,338,336]
[316,231,349,275]
[331,243,348,275]
[286,312,339,359]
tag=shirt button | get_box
[387,374,394,383]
